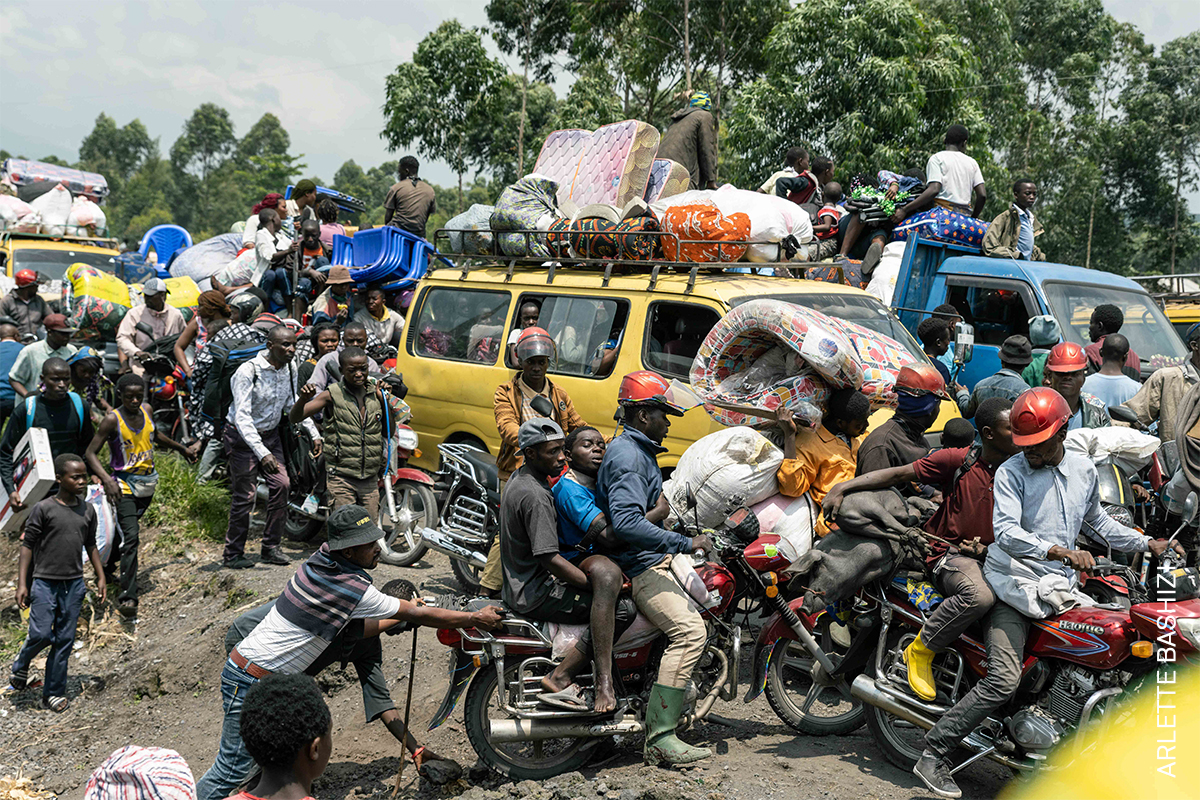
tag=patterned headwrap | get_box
[689,91,712,110]
[84,746,196,800]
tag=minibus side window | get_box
[643,301,720,379]
[514,293,630,379]
[411,288,511,363]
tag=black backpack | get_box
[200,333,268,431]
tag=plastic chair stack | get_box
[138,225,193,278]
[329,226,444,291]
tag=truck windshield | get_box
[1043,282,1188,369]
[732,292,929,364]
[12,249,116,281]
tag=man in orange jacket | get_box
[480,327,587,596]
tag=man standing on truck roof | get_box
[0,270,48,339]
[1085,304,1141,379]
[479,327,587,598]
[657,92,719,191]
[1125,321,1200,441]
[384,157,436,240]
[892,125,987,226]
[982,179,1045,261]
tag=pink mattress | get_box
[534,129,592,205]
[644,158,690,202]
[567,120,660,209]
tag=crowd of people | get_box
[0,127,1193,800]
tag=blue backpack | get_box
[25,392,86,435]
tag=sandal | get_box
[8,670,28,692]
[540,684,593,711]
[41,696,69,713]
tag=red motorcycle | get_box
[429,496,852,779]
[842,508,1200,775]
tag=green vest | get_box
[326,381,386,479]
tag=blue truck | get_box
[891,236,1188,389]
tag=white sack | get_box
[29,183,73,236]
[751,493,815,560]
[864,242,907,305]
[665,426,784,528]
[1065,427,1161,473]
[66,195,106,235]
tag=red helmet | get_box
[14,269,37,287]
[895,362,949,399]
[617,370,685,416]
[1011,387,1071,446]
[1045,341,1088,373]
[515,326,556,363]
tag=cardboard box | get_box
[0,427,56,533]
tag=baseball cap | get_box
[143,278,169,296]
[43,313,78,333]
[517,417,564,450]
[326,504,384,550]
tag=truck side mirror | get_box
[954,322,974,365]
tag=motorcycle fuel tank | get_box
[696,562,735,616]
[742,534,794,573]
[1027,606,1138,670]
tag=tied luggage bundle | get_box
[893,206,989,249]
[689,299,863,428]
[663,426,784,529]
[491,175,563,258]
[65,263,130,343]
[169,233,246,285]
[650,186,814,263]
[820,315,914,408]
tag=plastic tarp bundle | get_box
[2,158,110,201]
[663,427,784,528]
[651,186,814,263]
[491,175,562,258]
[444,204,496,255]
[169,233,246,284]
[68,263,129,307]
[689,299,864,427]
[29,184,73,237]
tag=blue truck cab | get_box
[891,236,1187,389]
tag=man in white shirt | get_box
[194,504,503,800]
[115,278,186,376]
[894,125,988,227]
[222,325,321,569]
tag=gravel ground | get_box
[0,524,1010,799]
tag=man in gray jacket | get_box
[656,92,719,191]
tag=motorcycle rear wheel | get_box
[464,662,594,780]
[377,479,436,567]
[764,640,866,735]
[451,556,484,595]
[284,511,324,543]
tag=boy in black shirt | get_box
[9,454,105,712]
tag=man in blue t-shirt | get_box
[0,323,24,429]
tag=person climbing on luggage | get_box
[479,326,587,598]
[657,92,719,191]
[1085,303,1141,378]
[289,346,406,520]
[193,504,503,800]
[595,371,715,766]
[982,179,1045,261]
[220,325,321,569]
[84,373,199,618]
[857,364,947,477]
[822,397,1019,703]
[9,454,105,713]
[384,157,437,239]
[775,387,872,538]
[1,357,96,513]
[0,269,48,339]
[498,419,637,714]
[1044,342,1111,430]
[7,314,77,398]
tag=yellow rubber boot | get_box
[903,633,937,701]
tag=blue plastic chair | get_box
[139,225,193,262]
[331,234,354,266]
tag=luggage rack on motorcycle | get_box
[459,616,555,650]
[429,228,852,294]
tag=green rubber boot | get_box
[643,683,712,766]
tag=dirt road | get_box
[0,528,1010,799]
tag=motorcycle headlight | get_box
[395,429,419,450]
[1178,618,1200,651]
[1101,502,1134,528]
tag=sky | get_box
[1,0,1197,196]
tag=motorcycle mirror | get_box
[530,395,555,418]
[135,321,155,338]
[1107,405,1140,426]
[953,322,974,365]
[1184,492,1198,525]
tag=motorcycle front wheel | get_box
[463,662,594,780]
[377,479,436,567]
[764,640,866,735]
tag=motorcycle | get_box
[429,490,856,779]
[847,494,1200,776]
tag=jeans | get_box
[195,659,260,800]
[922,554,996,651]
[110,494,153,604]
[259,268,313,311]
[631,556,707,689]
[924,602,1029,757]
[11,578,86,698]
[223,425,289,561]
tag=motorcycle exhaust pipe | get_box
[489,716,644,744]
[420,527,489,568]
[850,674,937,732]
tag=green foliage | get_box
[144,452,231,549]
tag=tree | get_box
[169,103,237,234]
[486,0,573,175]
[470,74,560,186]
[232,113,306,210]
[78,113,156,191]
[381,21,506,207]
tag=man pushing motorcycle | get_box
[913,387,1184,798]
[595,371,715,766]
